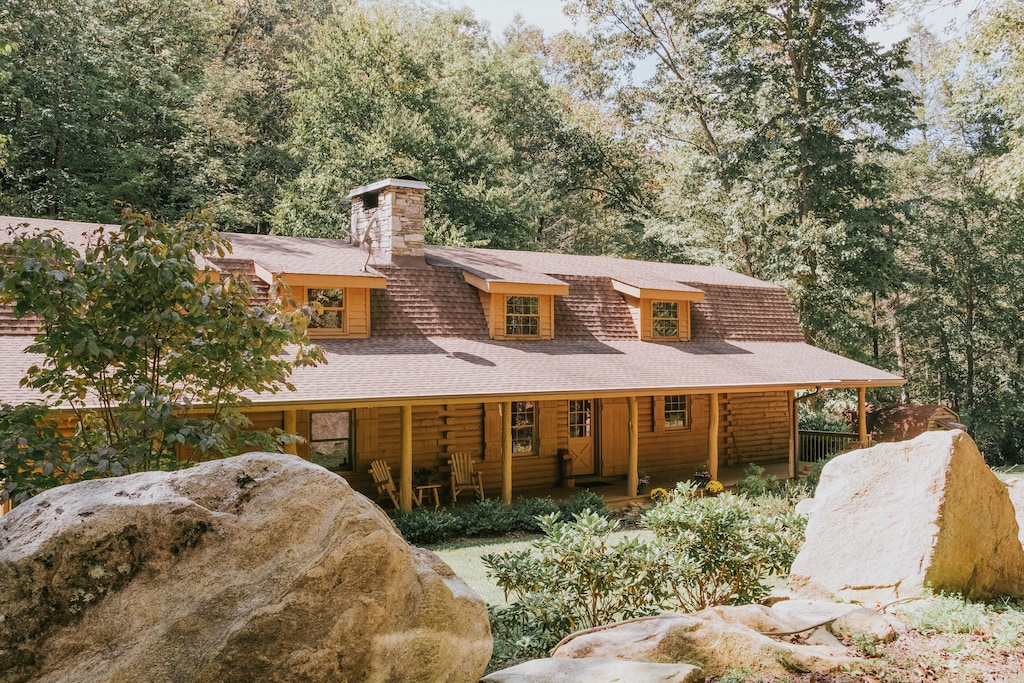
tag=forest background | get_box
[1,0,1022,463]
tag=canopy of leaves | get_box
[0,210,323,504]
[273,0,652,249]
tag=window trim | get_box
[663,395,690,430]
[504,295,541,338]
[308,409,354,472]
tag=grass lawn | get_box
[430,529,654,606]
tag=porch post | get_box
[400,404,413,510]
[788,390,797,479]
[501,401,513,503]
[627,396,639,498]
[858,386,868,446]
[708,392,720,481]
[283,409,298,455]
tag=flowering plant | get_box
[706,480,724,494]
[693,469,711,485]
[638,474,651,486]
[649,487,670,503]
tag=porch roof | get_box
[0,335,901,409]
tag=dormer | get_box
[611,279,704,341]
[218,231,388,341]
[462,272,569,340]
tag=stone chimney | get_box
[348,177,428,263]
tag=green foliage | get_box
[390,492,604,545]
[274,1,651,249]
[0,210,323,505]
[564,0,915,352]
[552,489,609,518]
[733,463,780,498]
[483,512,666,643]
[483,488,807,649]
[899,594,1024,647]
[391,508,465,546]
[643,488,806,611]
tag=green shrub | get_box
[643,488,806,610]
[557,490,610,518]
[482,490,807,646]
[733,463,780,497]
[453,499,521,536]
[391,494,607,544]
[483,512,665,639]
[391,508,464,545]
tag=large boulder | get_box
[790,430,1024,602]
[0,452,491,683]
[550,614,863,677]
[482,657,704,682]
[1007,478,1024,548]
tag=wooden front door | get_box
[568,399,597,476]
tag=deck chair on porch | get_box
[369,459,400,508]
[448,452,484,503]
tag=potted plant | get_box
[637,473,650,495]
[413,467,436,487]
[693,468,711,488]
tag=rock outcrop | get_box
[550,613,863,678]
[482,657,704,682]
[0,452,491,683]
[790,430,1024,602]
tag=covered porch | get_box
[274,386,875,511]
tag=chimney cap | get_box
[348,177,429,198]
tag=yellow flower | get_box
[649,487,670,503]
[706,480,725,494]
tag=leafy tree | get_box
[0,210,324,505]
[0,0,215,220]
[274,1,652,250]
[563,0,916,351]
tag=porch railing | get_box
[798,430,860,462]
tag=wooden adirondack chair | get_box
[369,459,400,508]
[448,452,484,503]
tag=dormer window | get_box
[651,301,679,339]
[308,288,346,331]
[610,280,703,342]
[505,295,540,337]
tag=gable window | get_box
[664,395,689,428]
[511,400,536,454]
[308,288,346,330]
[652,301,679,338]
[505,296,540,336]
[309,410,353,471]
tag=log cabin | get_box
[0,177,905,509]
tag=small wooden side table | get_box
[415,484,443,509]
